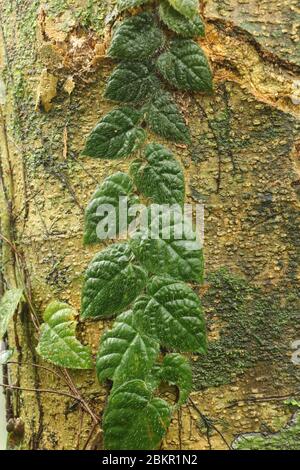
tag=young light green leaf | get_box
[144,91,190,143]
[96,310,159,388]
[103,379,171,450]
[117,0,151,12]
[168,0,199,20]
[82,107,146,159]
[84,172,139,245]
[0,349,13,365]
[36,301,93,369]
[130,143,185,205]
[0,288,23,339]
[130,205,204,282]
[159,1,204,38]
[108,13,165,61]
[133,275,206,353]
[159,353,192,405]
[157,39,213,92]
[105,62,159,103]
[81,243,147,320]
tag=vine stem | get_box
[7,361,66,383]
[82,421,100,450]
[188,397,232,450]
[0,381,102,428]
[0,382,83,402]
[61,369,101,426]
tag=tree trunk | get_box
[0,0,299,450]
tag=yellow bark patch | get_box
[35,69,58,112]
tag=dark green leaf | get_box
[130,205,204,282]
[133,275,206,353]
[159,1,204,38]
[81,243,147,319]
[36,301,93,369]
[157,39,213,91]
[130,143,185,205]
[82,107,146,159]
[117,0,150,12]
[108,13,165,60]
[159,353,192,405]
[103,379,171,450]
[168,0,199,20]
[0,288,23,339]
[96,310,159,387]
[105,62,159,103]
[84,172,139,245]
[144,91,190,143]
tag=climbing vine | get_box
[34,0,213,450]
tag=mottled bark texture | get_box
[0,0,299,450]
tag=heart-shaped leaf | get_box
[130,143,185,205]
[84,172,139,245]
[130,205,204,282]
[81,243,147,319]
[159,1,204,38]
[108,13,165,61]
[158,353,192,405]
[144,91,190,143]
[157,39,213,92]
[117,0,151,12]
[36,301,93,369]
[103,379,171,450]
[168,0,199,20]
[133,275,206,352]
[96,310,159,388]
[82,107,146,159]
[105,62,159,103]
[0,288,23,339]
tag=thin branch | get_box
[82,421,99,451]
[61,369,100,425]
[177,408,182,450]
[0,382,82,402]
[226,391,300,409]
[7,361,66,384]
[188,397,232,450]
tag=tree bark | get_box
[0,0,299,450]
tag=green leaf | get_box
[159,353,192,405]
[108,13,165,61]
[0,288,23,339]
[0,349,13,365]
[159,1,205,38]
[144,91,190,143]
[157,39,213,92]
[133,275,206,353]
[103,379,171,450]
[36,301,93,369]
[81,243,147,319]
[96,310,159,388]
[130,206,204,282]
[130,143,185,205]
[105,62,159,103]
[168,0,199,20]
[82,107,146,159]
[117,0,150,12]
[84,172,139,245]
